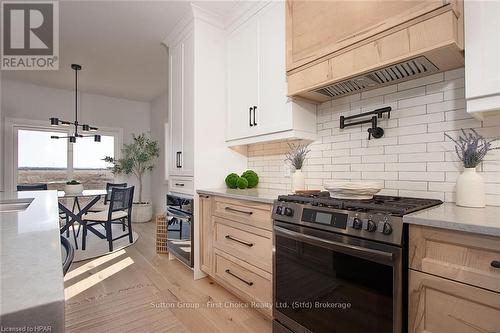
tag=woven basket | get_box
[156,214,168,254]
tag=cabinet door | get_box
[181,31,194,177]
[226,16,259,141]
[409,270,500,333]
[169,42,184,176]
[256,1,291,135]
[199,194,213,274]
[286,0,448,71]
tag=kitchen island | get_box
[0,190,64,332]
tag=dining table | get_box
[58,189,108,248]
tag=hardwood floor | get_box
[64,222,272,333]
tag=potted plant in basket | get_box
[104,133,159,222]
[446,128,499,207]
[65,180,83,195]
[285,143,311,193]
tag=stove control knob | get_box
[275,206,283,215]
[284,207,294,217]
[366,220,377,232]
[382,222,393,235]
[352,218,363,230]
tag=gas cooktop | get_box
[277,191,442,217]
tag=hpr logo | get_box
[1,1,59,70]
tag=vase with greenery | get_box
[445,128,499,207]
[285,143,310,193]
[104,133,159,222]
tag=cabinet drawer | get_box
[214,250,272,310]
[409,270,500,333]
[213,216,272,272]
[409,225,500,293]
[213,197,272,230]
[169,176,193,195]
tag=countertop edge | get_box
[197,189,277,204]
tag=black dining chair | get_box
[17,183,48,191]
[17,183,79,249]
[82,186,135,252]
[88,182,127,211]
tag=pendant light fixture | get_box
[49,64,101,143]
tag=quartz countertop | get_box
[197,188,279,204]
[0,190,65,331]
[403,202,500,237]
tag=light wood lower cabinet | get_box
[409,225,500,333]
[199,194,273,317]
[199,194,213,275]
[409,270,500,333]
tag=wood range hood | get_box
[286,1,465,103]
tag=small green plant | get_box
[241,170,259,188]
[225,173,240,189]
[104,133,159,203]
[66,180,81,185]
[237,177,249,189]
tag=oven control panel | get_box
[273,201,402,245]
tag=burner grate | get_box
[278,193,442,216]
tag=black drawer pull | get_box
[225,269,253,286]
[175,183,185,187]
[225,235,254,247]
[224,206,253,215]
[491,260,500,268]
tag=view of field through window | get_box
[17,129,115,190]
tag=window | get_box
[73,135,115,189]
[16,127,118,190]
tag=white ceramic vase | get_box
[456,167,485,208]
[292,169,305,193]
[64,184,83,195]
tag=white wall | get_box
[150,93,168,215]
[1,80,152,201]
[249,68,500,206]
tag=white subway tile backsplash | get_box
[398,112,444,127]
[248,68,500,205]
[444,68,465,80]
[398,92,443,109]
[386,181,428,191]
[385,144,426,154]
[385,163,426,171]
[398,132,444,145]
[399,152,444,162]
[399,171,444,181]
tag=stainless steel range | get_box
[272,192,442,333]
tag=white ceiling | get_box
[1,0,251,102]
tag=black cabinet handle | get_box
[175,183,185,187]
[225,235,254,247]
[176,152,182,168]
[224,206,253,215]
[225,269,253,286]
[249,107,254,127]
[491,260,500,268]
[253,106,257,126]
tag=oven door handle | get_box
[166,207,192,220]
[274,226,394,265]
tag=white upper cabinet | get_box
[226,17,259,141]
[168,30,194,177]
[465,1,500,117]
[226,1,317,146]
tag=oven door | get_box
[166,207,193,267]
[273,222,402,333]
